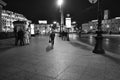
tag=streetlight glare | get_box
[57,0,63,6]
[53,21,57,24]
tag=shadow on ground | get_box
[0,46,14,53]
[46,45,53,52]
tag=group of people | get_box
[14,27,30,46]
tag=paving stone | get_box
[4,70,35,80]
[64,65,86,75]
[104,63,120,80]
[0,64,21,78]
[30,74,56,80]
[0,36,120,80]
[57,71,81,80]
[80,66,105,80]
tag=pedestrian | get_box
[61,31,65,40]
[14,26,18,46]
[64,30,68,41]
[66,31,69,41]
[24,29,30,45]
[17,28,25,46]
[49,29,55,48]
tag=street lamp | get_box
[57,0,64,37]
[57,0,63,6]
[89,0,105,54]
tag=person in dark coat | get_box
[17,28,25,46]
[49,30,55,48]
[61,31,65,40]
[14,26,18,46]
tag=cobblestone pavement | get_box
[0,35,120,80]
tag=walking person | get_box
[49,30,55,48]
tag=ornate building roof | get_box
[0,0,7,6]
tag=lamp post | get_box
[57,0,64,37]
[89,0,105,54]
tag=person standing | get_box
[24,29,30,45]
[14,26,18,46]
[17,28,25,46]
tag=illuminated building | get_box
[1,10,31,32]
[82,17,120,34]
[0,0,6,32]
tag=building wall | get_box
[34,24,50,34]
[1,10,31,32]
[82,18,120,33]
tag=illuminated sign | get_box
[88,0,97,4]
[104,10,109,20]
[65,18,71,28]
[38,20,47,24]
[30,24,35,35]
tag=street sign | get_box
[88,0,97,4]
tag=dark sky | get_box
[3,0,120,24]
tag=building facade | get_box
[82,17,120,34]
[1,10,31,32]
[0,0,6,32]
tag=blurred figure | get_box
[61,30,65,40]
[62,30,68,41]
[14,26,18,46]
[66,30,69,41]
[49,29,55,48]
[17,28,25,46]
[24,29,30,45]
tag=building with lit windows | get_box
[1,10,31,32]
[82,17,120,34]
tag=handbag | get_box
[49,39,51,43]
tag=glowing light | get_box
[89,35,93,44]
[30,24,35,35]
[38,20,47,24]
[66,18,71,28]
[72,21,76,24]
[115,17,120,19]
[57,0,63,6]
[53,21,57,24]
[51,24,53,26]
[106,25,110,28]
[91,20,98,22]
[105,38,109,45]
[119,27,120,31]
[90,26,93,29]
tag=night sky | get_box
[3,0,120,25]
